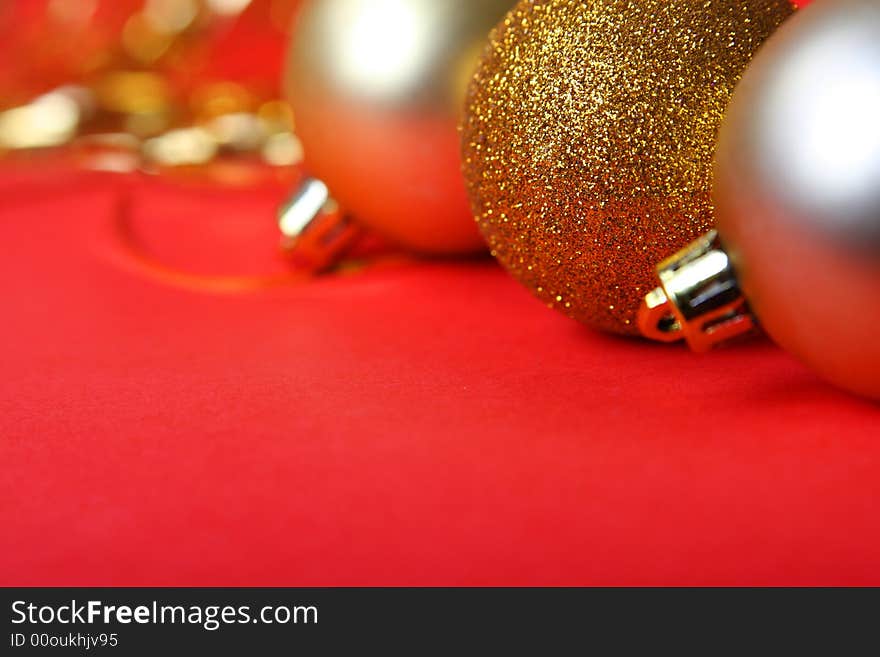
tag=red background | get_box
[4,0,880,587]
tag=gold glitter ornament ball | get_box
[462,0,794,334]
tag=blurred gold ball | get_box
[285,0,513,255]
[462,0,794,334]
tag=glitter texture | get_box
[462,0,794,334]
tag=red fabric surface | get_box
[5,0,878,587]
[2,165,879,586]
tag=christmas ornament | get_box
[639,0,880,399]
[461,0,793,334]
[279,0,513,271]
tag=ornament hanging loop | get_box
[638,230,759,352]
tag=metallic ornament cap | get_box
[638,230,759,352]
[278,177,361,273]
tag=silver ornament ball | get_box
[714,0,880,398]
[285,0,512,255]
